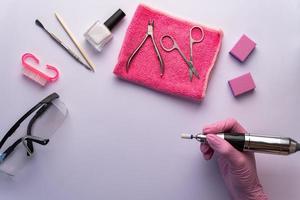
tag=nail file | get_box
[228,72,256,97]
[230,34,256,62]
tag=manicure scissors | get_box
[160,26,205,81]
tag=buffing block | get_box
[228,73,256,97]
[230,34,256,62]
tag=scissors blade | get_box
[189,68,193,81]
[191,67,200,79]
[187,62,200,80]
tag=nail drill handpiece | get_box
[181,133,300,155]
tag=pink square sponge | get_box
[230,34,256,62]
[228,72,256,97]
[113,4,223,101]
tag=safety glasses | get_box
[0,93,67,175]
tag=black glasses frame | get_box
[0,93,59,162]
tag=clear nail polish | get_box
[84,9,126,52]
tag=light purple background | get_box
[1,0,300,199]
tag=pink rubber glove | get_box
[200,118,268,200]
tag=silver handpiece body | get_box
[181,133,300,155]
[244,134,298,155]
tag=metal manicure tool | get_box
[35,19,93,72]
[181,133,300,155]
[160,26,205,81]
[126,20,164,77]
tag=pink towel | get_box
[113,4,223,101]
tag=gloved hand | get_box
[200,118,268,200]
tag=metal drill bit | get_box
[181,133,195,139]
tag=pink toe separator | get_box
[21,53,59,82]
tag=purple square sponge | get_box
[230,34,256,62]
[228,72,256,97]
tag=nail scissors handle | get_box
[189,26,205,62]
[160,35,191,64]
[160,35,179,52]
[160,35,200,81]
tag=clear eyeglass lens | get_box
[0,99,68,176]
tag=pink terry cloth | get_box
[228,72,256,97]
[113,4,223,101]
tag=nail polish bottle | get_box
[84,9,126,52]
